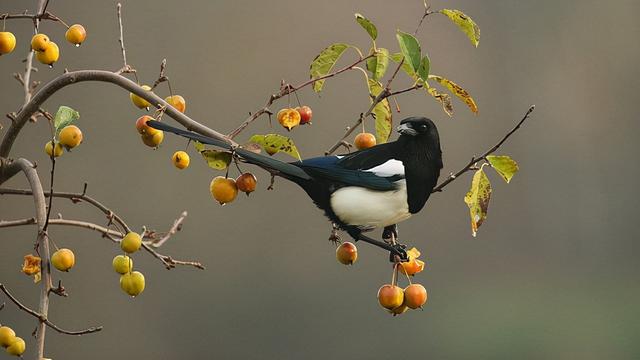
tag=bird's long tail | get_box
[147,121,311,181]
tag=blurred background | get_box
[1,0,639,359]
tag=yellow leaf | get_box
[22,254,41,275]
[487,155,519,183]
[464,168,492,237]
[249,134,301,160]
[429,75,478,114]
[427,87,453,117]
[368,79,393,144]
[309,43,351,93]
[440,9,481,47]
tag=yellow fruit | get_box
[0,326,16,347]
[135,115,158,136]
[130,85,152,109]
[65,24,86,45]
[210,176,238,205]
[5,337,25,356]
[141,131,164,147]
[403,284,427,309]
[36,41,59,65]
[172,151,190,169]
[31,33,50,52]
[354,132,377,150]
[0,32,16,55]
[165,95,186,113]
[58,125,83,149]
[120,271,145,297]
[121,232,142,253]
[336,242,358,265]
[277,108,301,131]
[112,255,133,274]
[44,141,63,157]
[377,284,404,310]
[51,248,75,272]
[389,304,408,316]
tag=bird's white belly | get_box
[330,180,411,229]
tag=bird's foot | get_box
[328,224,341,245]
[382,224,398,241]
[389,243,408,263]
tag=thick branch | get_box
[0,70,235,163]
[0,284,102,336]
[432,105,535,192]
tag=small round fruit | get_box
[130,85,152,109]
[354,132,377,150]
[336,242,358,265]
[172,151,190,169]
[0,32,16,55]
[277,108,301,131]
[403,284,427,309]
[377,284,404,310]
[65,24,86,45]
[5,337,25,356]
[141,131,164,148]
[120,271,145,297]
[236,173,257,195]
[296,106,313,125]
[135,115,158,135]
[0,326,16,347]
[389,304,408,316]
[121,232,142,254]
[31,33,50,51]
[36,41,59,65]
[112,255,133,274]
[44,141,63,158]
[165,95,186,113]
[210,176,238,205]
[58,125,83,149]
[51,248,75,272]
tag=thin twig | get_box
[0,217,122,241]
[432,105,535,192]
[147,211,188,248]
[116,3,128,72]
[0,284,102,336]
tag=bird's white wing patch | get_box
[364,159,405,177]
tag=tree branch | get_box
[0,284,102,336]
[432,105,535,192]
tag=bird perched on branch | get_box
[148,117,442,260]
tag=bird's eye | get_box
[418,124,428,131]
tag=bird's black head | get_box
[397,117,439,140]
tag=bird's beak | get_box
[397,123,418,136]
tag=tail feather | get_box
[147,121,311,181]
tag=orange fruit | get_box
[354,132,376,150]
[172,151,190,169]
[236,173,257,195]
[377,284,404,310]
[65,24,87,45]
[403,284,427,309]
[165,95,186,113]
[58,125,83,149]
[31,33,50,51]
[210,176,238,205]
[0,32,16,55]
[51,248,75,272]
[336,242,358,265]
[277,108,301,131]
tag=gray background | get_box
[1,0,639,359]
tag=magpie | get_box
[148,117,442,260]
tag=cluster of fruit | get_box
[0,326,25,357]
[0,24,86,67]
[113,232,146,297]
[210,173,257,205]
[276,106,312,131]
[44,124,83,158]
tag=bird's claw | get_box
[389,243,408,262]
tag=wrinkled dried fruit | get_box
[399,247,425,276]
[277,108,301,131]
[21,254,41,276]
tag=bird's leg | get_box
[328,222,341,245]
[382,224,398,242]
[347,228,408,261]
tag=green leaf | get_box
[429,74,478,113]
[366,48,389,81]
[201,150,232,170]
[368,79,393,144]
[193,141,205,152]
[249,134,301,160]
[390,52,417,79]
[464,167,492,237]
[487,155,519,183]
[427,87,453,117]
[440,9,480,48]
[309,43,351,93]
[396,31,421,73]
[417,54,430,82]
[355,13,377,40]
[53,106,80,134]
